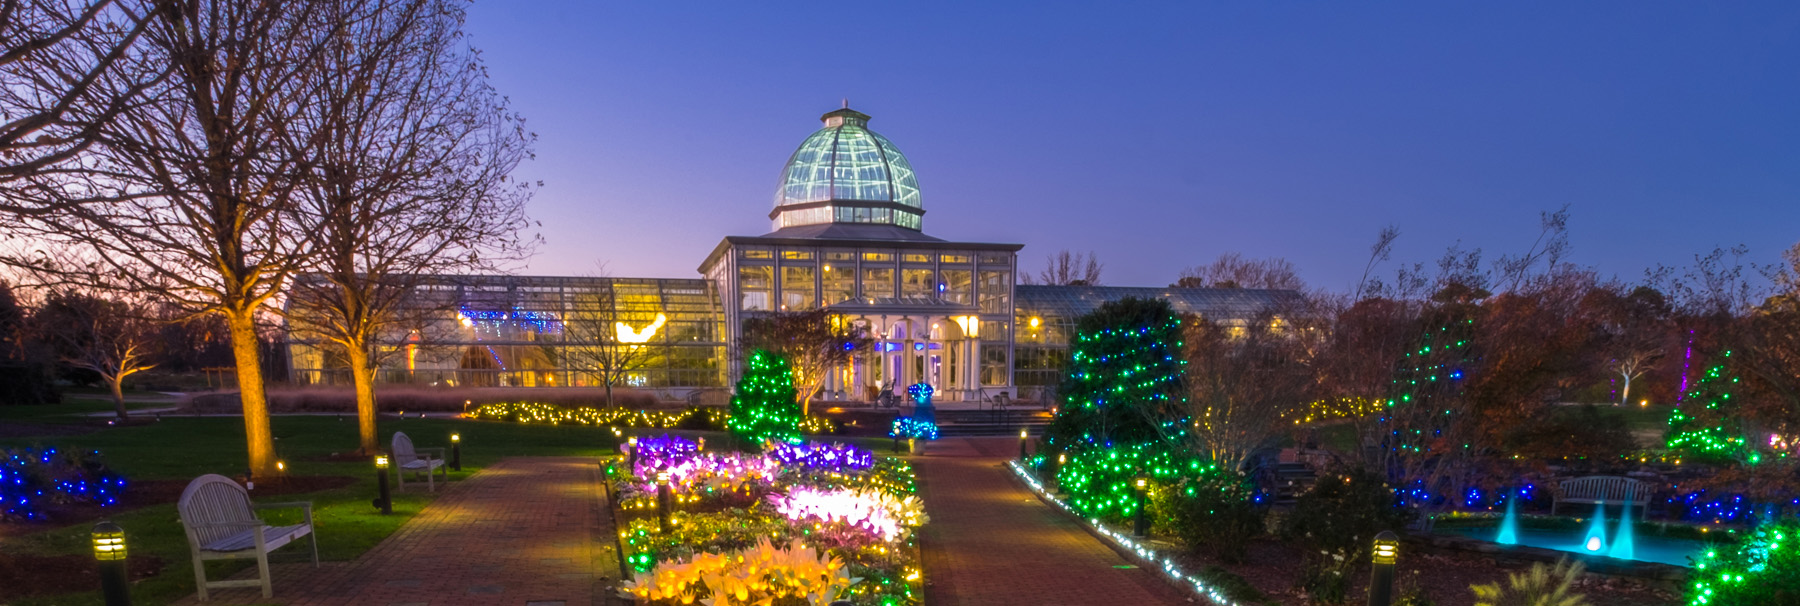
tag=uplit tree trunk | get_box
[109,378,127,421]
[347,343,379,453]
[227,310,277,478]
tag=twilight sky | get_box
[463,1,1799,292]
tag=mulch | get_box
[1173,538,1681,606]
[0,552,165,602]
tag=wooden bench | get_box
[177,474,316,600]
[1552,476,1654,515]
[393,431,447,491]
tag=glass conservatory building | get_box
[285,107,1296,402]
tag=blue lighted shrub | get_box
[1,447,128,522]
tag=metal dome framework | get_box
[772,108,923,231]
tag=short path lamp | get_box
[449,432,462,471]
[628,436,640,467]
[92,520,131,606]
[373,454,392,514]
[1018,428,1029,462]
[1369,530,1399,606]
[655,465,673,534]
[1133,474,1151,538]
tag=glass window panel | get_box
[742,248,773,259]
[822,263,855,305]
[902,253,930,263]
[739,266,772,311]
[978,253,1010,264]
[941,269,972,304]
[860,267,894,299]
[901,269,935,298]
[939,254,970,264]
[781,266,815,310]
[862,252,892,262]
[979,270,1011,313]
[782,250,815,260]
[825,251,855,261]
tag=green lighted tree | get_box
[1666,350,1752,463]
[1046,297,1185,450]
[727,350,802,445]
[1686,519,1799,606]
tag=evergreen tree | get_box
[1047,297,1185,450]
[1666,349,1751,463]
[727,350,803,445]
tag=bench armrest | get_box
[186,519,267,530]
[255,501,314,527]
[414,447,446,457]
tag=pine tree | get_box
[1666,350,1750,462]
[728,350,803,445]
[1047,297,1185,450]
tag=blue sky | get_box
[464,1,1800,291]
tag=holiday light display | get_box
[620,537,856,605]
[1055,441,1226,519]
[1047,298,1184,449]
[610,442,924,606]
[768,487,928,542]
[889,383,940,441]
[1,447,127,521]
[729,350,806,445]
[1686,519,1798,606]
[469,402,728,428]
[1667,350,1752,462]
[767,441,875,472]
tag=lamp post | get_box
[655,465,672,534]
[1369,530,1399,606]
[92,520,131,606]
[1018,428,1029,462]
[449,432,462,471]
[373,454,392,514]
[1133,475,1150,537]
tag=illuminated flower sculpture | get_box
[630,453,782,497]
[766,441,874,472]
[619,537,856,606]
[768,486,928,542]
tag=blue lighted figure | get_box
[890,382,940,440]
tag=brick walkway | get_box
[173,457,616,606]
[916,438,1190,605]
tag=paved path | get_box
[174,457,615,606]
[916,438,1189,606]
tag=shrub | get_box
[1156,472,1265,564]
[1282,467,1412,559]
[1470,559,1589,606]
[1687,519,1800,606]
[1,447,127,522]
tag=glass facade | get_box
[772,109,924,231]
[287,276,727,390]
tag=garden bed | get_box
[0,552,165,602]
[605,436,924,605]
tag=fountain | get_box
[1582,500,1608,553]
[1496,493,1520,545]
[1607,498,1636,560]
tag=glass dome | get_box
[772,108,923,231]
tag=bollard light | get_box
[449,432,462,471]
[92,520,131,605]
[1019,429,1030,462]
[1369,530,1399,606]
[655,465,673,534]
[275,461,285,473]
[628,436,640,467]
[373,454,392,514]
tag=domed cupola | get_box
[772,107,923,231]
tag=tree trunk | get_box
[1620,373,1632,406]
[227,310,278,479]
[605,380,614,409]
[348,344,379,454]
[109,375,127,422]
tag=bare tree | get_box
[1,0,339,478]
[32,288,157,420]
[1493,206,1571,292]
[283,0,533,453]
[740,309,871,415]
[1180,312,1312,472]
[1611,349,1661,406]
[562,292,660,408]
[1174,253,1306,290]
[0,0,165,214]
[1026,249,1102,286]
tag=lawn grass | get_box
[0,415,623,606]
